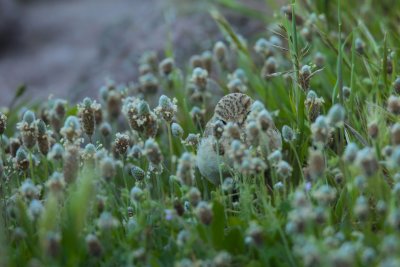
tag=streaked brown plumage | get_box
[197,93,282,184]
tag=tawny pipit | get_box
[197,93,281,184]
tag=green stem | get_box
[337,0,343,105]
[0,135,4,163]
[29,151,34,181]
[215,139,227,220]
[216,140,224,186]
[291,0,300,115]
[156,173,164,201]
[122,159,129,207]
[337,0,345,154]
[202,177,209,201]
[261,186,297,267]
[44,156,49,180]
[290,142,304,182]
[166,123,174,173]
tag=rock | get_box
[0,0,20,49]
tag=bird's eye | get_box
[220,120,227,125]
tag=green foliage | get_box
[1,0,400,266]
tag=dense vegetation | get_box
[1,0,400,266]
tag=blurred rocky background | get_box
[0,0,273,106]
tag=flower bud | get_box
[308,149,325,179]
[343,143,358,163]
[391,123,400,145]
[343,86,351,99]
[14,147,29,171]
[190,55,202,69]
[268,150,282,165]
[36,119,49,156]
[282,125,295,142]
[246,222,264,246]
[281,5,304,25]
[254,38,271,57]
[159,58,174,76]
[78,97,96,139]
[304,90,324,122]
[301,27,312,42]
[171,122,184,139]
[196,201,213,225]
[246,121,259,146]
[0,112,7,135]
[63,145,79,183]
[45,232,61,258]
[377,200,387,216]
[17,110,37,149]
[311,116,331,145]
[188,187,202,207]
[355,38,365,54]
[394,77,400,94]
[261,57,277,77]
[97,211,119,230]
[191,67,208,90]
[327,104,345,127]
[144,139,163,167]
[232,68,248,83]
[312,185,336,206]
[213,41,228,63]
[48,143,64,161]
[20,179,39,199]
[229,140,246,166]
[257,110,274,131]
[314,52,325,68]
[354,196,369,220]
[173,199,184,216]
[85,234,103,257]
[387,95,400,115]
[381,145,393,158]
[356,147,378,177]
[190,106,205,128]
[300,65,312,90]
[201,50,213,73]
[130,165,145,181]
[154,95,177,122]
[46,171,65,194]
[221,177,235,193]
[183,133,200,147]
[28,199,43,220]
[9,137,21,157]
[60,116,82,144]
[114,133,130,156]
[105,89,123,119]
[100,156,116,181]
[82,143,96,165]
[361,248,376,265]
[227,78,247,93]
[99,122,112,138]
[130,186,144,203]
[367,121,379,139]
[128,145,142,160]
[276,160,292,179]
[93,102,103,125]
[224,122,241,140]
[176,152,195,186]
[213,251,232,267]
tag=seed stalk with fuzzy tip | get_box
[78,97,97,142]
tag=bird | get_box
[196,93,282,184]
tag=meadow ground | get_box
[1,0,400,266]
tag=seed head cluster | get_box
[1,4,400,266]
